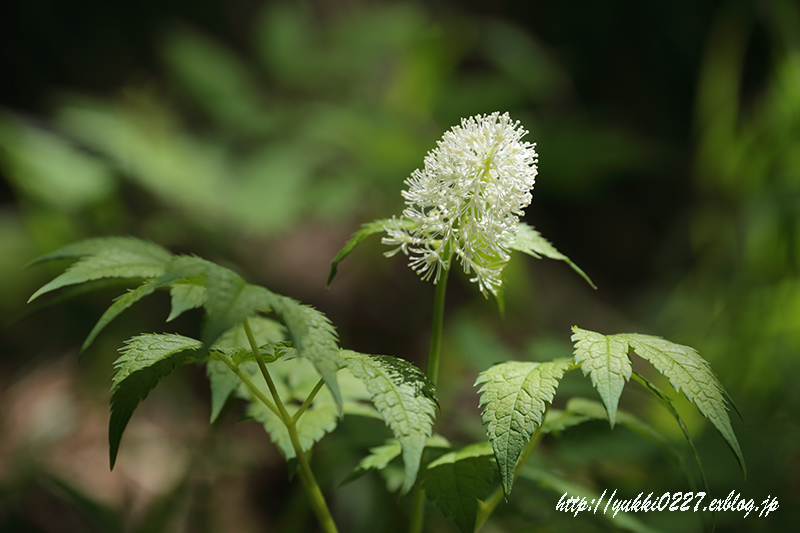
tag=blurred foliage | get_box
[1,0,799,532]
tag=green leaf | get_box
[266,293,342,413]
[623,333,745,478]
[206,358,241,423]
[511,223,596,289]
[27,236,171,267]
[82,280,160,353]
[340,434,451,488]
[571,326,745,479]
[475,359,572,497]
[28,239,172,302]
[327,218,412,288]
[215,315,285,349]
[339,440,402,487]
[160,255,344,413]
[110,333,202,468]
[241,358,339,459]
[424,442,495,533]
[341,350,438,495]
[571,326,632,427]
[167,282,207,322]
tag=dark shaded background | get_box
[1,1,798,532]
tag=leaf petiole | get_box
[293,379,326,424]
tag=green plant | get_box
[29,113,744,533]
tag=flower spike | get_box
[383,112,538,296]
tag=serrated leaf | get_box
[511,223,596,289]
[424,442,495,533]
[327,218,399,289]
[571,326,632,427]
[341,351,438,495]
[475,359,572,497]
[241,358,339,459]
[266,293,342,413]
[167,282,207,321]
[29,245,170,302]
[82,280,160,353]
[198,260,267,346]
[110,333,202,468]
[572,326,745,479]
[622,333,745,478]
[27,236,172,267]
[340,434,451,488]
[161,255,343,413]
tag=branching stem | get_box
[293,379,325,424]
[242,318,339,533]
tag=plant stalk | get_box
[242,318,339,533]
[426,263,450,386]
[409,264,451,533]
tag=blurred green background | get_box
[1,0,798,531]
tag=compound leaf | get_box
[110,333,202,468]
[571,326,632,427]
[424,442,495,533]
[622,333,745,478]
[341,351,438,495]
[476,359,572,497]
[241,358,340,459]
[511,223,596,289]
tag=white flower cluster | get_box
[383,112,538,296]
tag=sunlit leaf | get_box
[341,350,438,494]
[623,333,745,477]
[511,223,596,288]
[571,326,632,427]
[475,359,572,497]
[340,434,450,488]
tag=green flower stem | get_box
[409,263,451,533]
[242,318,339,533]
[426,263,450,386]
[408,485,427,533]
[475,404,551,532]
